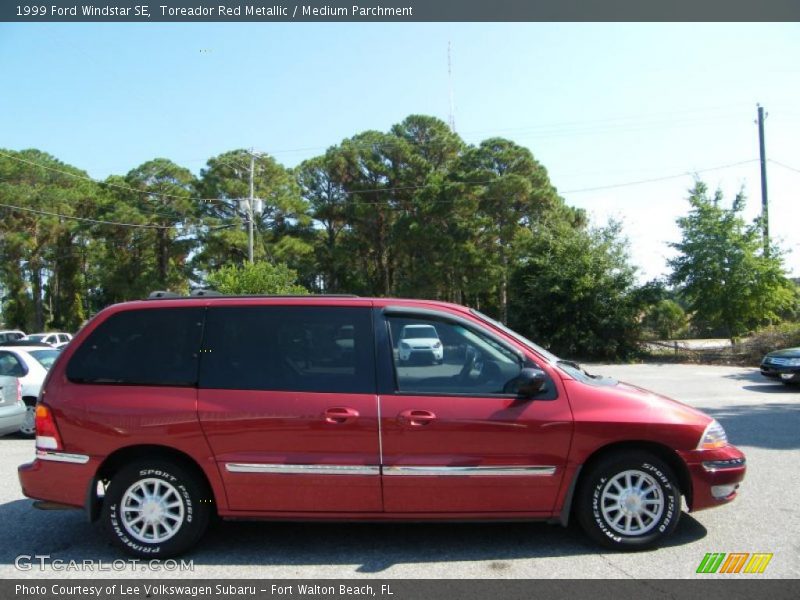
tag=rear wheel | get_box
[19,399,36,438]
[102,460,211,557]
[576,451,681,550]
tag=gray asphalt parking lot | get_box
[0,363,797,579]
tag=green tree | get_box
[195,150,312,276]
[509,220,641,359]
[0,149,101,330]
[454,138,584,321]
[205,261,307,295]
[644,299,687,339]
[668,182,797,338]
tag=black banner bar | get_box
[3,0,800,22]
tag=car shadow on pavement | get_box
[0,498,707,573]
[722,369,800,392]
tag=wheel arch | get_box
[564,440,694,523]
[87,444,219,522]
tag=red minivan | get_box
[18,294,746,557]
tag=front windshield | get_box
[29,349,59,370]
[470,309,560,364]
[27,334,46,342]
[469,309,617,386]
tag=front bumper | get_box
[18,452,97,509]
[399,348,444,361]
[760,363,800,383]
[679,444,746,511]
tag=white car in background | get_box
[397,324,444,364]
[0,345,61,436]
[23,332,73,348]
[0,375,25,436]
[0,330,26,344]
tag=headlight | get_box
[697,419,728,450]
[784,358,800,366]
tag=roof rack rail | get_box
[147,291,182,299]
[190,288,223,297]
[145,291,360,300]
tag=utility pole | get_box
[248,149,255,264]
[757,104,769,256]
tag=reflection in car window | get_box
[388,317,523,396]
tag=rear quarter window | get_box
[66,308,205,386]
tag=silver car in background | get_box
[0,375,25,436]
[0,345,61,436]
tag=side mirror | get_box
[517,367,547,398]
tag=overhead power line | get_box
[560,159,759,194]
[769,159,800,174]
[0,150,226,205]
[0,201,173,229]
[0,201,237,231]
[320,159,760,202]
[1,150,760,214]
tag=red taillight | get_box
[16,379,21,403]
[35,403,62,451]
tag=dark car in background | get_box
[760,347,800,385]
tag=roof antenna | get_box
[447,41,456,132]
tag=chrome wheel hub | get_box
[600,469,665,536]
[120,478,184,544]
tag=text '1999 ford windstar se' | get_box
[18,294,746,557]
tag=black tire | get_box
[19,399,36,438]
[102,460,211,558]
[576,451,681,551]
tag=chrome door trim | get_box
[382,465,557,477]
[225,463,380,476]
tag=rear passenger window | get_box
[66,308,204,386]
[199,306,375,394]
[0,352,26,377]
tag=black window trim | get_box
[378,306,557,401]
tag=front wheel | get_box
[576,451,681,550]
[102,460,211,557]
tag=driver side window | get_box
[388,316,523,396]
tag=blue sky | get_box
[1,22,799,281]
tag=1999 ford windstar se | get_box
[19,294,746,557]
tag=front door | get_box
[197,304,381,512]
[378,310,573,514]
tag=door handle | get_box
[398,409,437,427]
[324,406,359,424]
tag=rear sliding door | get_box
[197,304,381,512]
